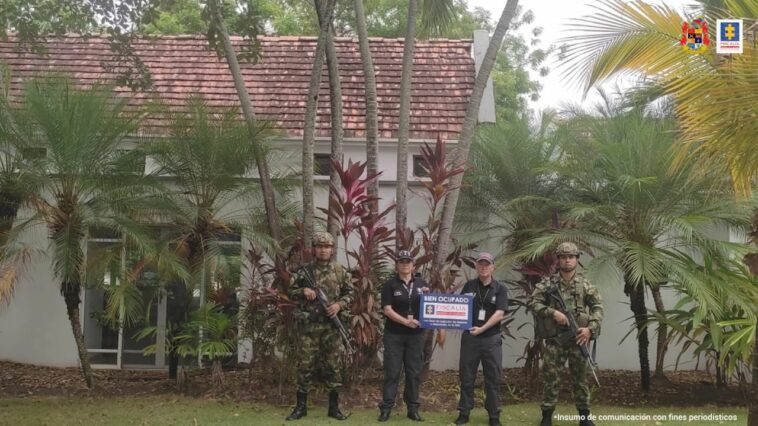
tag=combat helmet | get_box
[555,242,580,257]
[313,231,335,246]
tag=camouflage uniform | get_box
[529,271,603,411]
[288,260,353,393]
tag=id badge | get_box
[478,309,486,321]
[407,314,414,320]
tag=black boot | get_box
[454,412,469,425]
[578,409,596,426]
[327,390,347,420]
[407,407,423,422]
[286,391,307,420]
[378,407,391,422]
[540,408,554,426]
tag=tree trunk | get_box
[745,209,758,426]
[354,0,379,226]
[211,359,224,388]
[626,280,651,393]
[209,0,282,242]
[649,282,669,380]
[62,280,94,389]
[394,0,417,246]
[751,331,757,426]
[316,4,344,242]
[302,0,335,247]
[432,0,519,270]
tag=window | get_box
[83,226,244,369]
[15,147,47,170]
[413,155,429,178]
[314,153,332,176]
[21,147,47,161]
[110,149,146,175]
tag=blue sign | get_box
[419,293,473,330]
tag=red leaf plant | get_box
[319,158,396,384]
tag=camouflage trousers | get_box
[295,322,345,393]
[541,342,591,411]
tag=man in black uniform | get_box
[454,252,508,426]
[378,250,429,422]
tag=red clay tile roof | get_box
[0,35,475,140]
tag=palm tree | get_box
[394,0,418,244]
[302,0,336,248]
[395,0,455,246]
[353,0,379,225]
[562,0,758,419]
[315,1,344,241]
[458,111,563,254]
[521,102,752,393]
[432,0,520,271]
[2,77,145,388]
[142,97,269,380]
[206,0,283,243]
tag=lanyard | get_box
[476,281,492,308]
[403,278,414,313]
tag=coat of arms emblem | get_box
[681,18,709,53]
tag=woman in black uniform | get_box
[378,250,428,422]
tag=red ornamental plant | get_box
[401,135,478,377]
[319,159,395,382]
[512,250,557,380]
[240,244,300,393]
[322,159,380,255]
[411,135,469,291]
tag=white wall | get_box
[0,211,80,367]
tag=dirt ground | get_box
[0,361,748,411]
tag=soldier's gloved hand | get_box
[327,302,341,318]
[576,327,591,345]
[304,288,317,300]
[553,310,569,326]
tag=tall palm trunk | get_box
[316,3,344,241]
[303,0,336,248]
[62,280,94,389]
[650,282,669,379]
[751,326,757,426]
[394,0,417,245]
[432,0,519,270]
[208,0,282,242]
[746,210,758,426]
[625,279,651,393]
[354,0,379,226]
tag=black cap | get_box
[397,250,414,261]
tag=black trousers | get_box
[458,332,503,418]
[380,331,424,411]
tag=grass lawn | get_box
[0,396,747,425]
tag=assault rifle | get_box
[548,288,601,386]
[299,266,352,352]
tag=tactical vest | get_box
[534,275,597,339]
[301,262,349,322]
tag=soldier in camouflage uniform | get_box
[528,242,603,426]
[286,231,353,421]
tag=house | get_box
[0,31,681,373]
